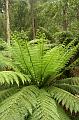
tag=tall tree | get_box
[62,0,68,31]
[29,0,36,39]
[6,0,10,45]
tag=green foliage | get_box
[29,90,70,120]
[54,83,79,95]
[10,36,79,85]
[0,40,12,71]
[56,77,79,85]
[0,53,11,71]
[53,31,74,45]
[49,86,79,113]
[0,38,79,120]
[0,86,39,120]
[0,71,30,86]
[0,39,6,51]
[0,0,79,119]
[11,31,29,43]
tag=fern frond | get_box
[29,90,70,120]
[0,87,20,103]
[0,85,39,120]
[42,40,79,81]
[11,37,79,86]
[56,77,79,85]
[29,90,60,120]
[49,87,79,113]
[0,53,12,71]
[11,38,48,83]
[69,58,79,67]
[54,83,79,94]
[57,104,71,120]
[0,71,31,86]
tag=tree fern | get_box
[11,37,79,84]
[0,37,79,119]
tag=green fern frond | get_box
[11,38,48,83]
[54,83,79,94]
[69,58,79,67]
[56,77,79,85]
[0,85,39,120]
[57,104,71,120]
[29,90,60,120]
[0,87,20,103]
[0,53,12,71]
[11,38,79,86]
[42,40,79,81]
[0,71,31,86]
[29,90,70,120]
[49,87,79,113]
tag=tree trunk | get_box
[5,0,10,45]
[30,0,36,40]
[62,1,68,31]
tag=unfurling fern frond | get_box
[0,71,31,86]
[49,87,79,113]
[0,86,39,120]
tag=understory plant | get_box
[0,37,79,120]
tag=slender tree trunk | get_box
[5,0,10,45]
[2,12,6,39]
[62,1,68,31]
[30,0,36,39]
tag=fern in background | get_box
[0,36,79,120]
